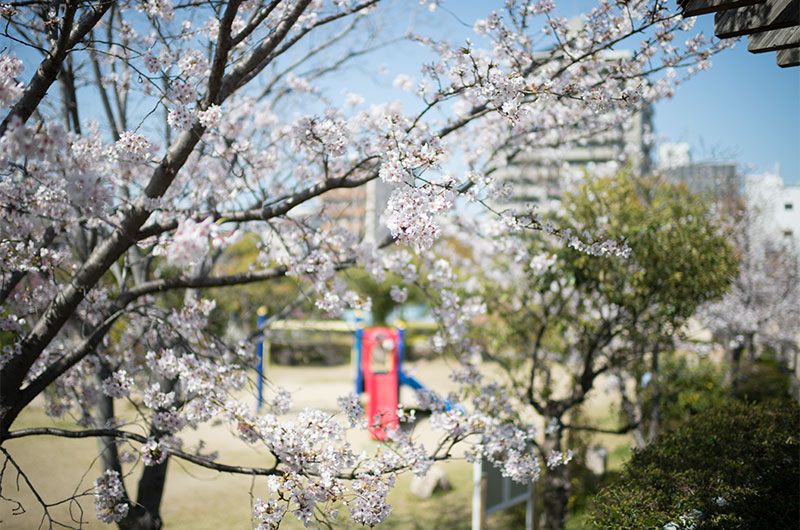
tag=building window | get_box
[785,203,794,210]
[784,230,793,238]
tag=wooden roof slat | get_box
[777,46,800,66]
[680,0,765,16]
[714,0,799,38]
[749,27,800,52]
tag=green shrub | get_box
[589,399,799,529]
[735,352,792,402]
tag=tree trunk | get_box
[729,339,745,396]
[95,371,126,479]
[744,332,756,363]
[539,420,570,530]
[94,366,171,530]
[118,461,169,530]
[119,378,178,530]
[646,348,661,444]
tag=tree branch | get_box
[136,166,379,239]
[562,422,639,435]
[10,309,126,425]
[230,0,282,47]
[0,0,114,134]
[217,0,314,101]
[115,266,289,307]
[204,0,242,107]
[5,427,285,476]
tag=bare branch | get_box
[562,422,639,435]
[0,0,115,134]
[115,266,289,306]
[5,428,285,477]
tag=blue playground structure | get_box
[253,309,453,421]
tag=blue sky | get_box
[653,14,800,183]
[435,2,800,184]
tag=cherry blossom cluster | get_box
[115,131,156,164]
[141,438,168,466]
[291,114,350,157]
[384,185,454,252]
[100,369,134,398]
[0,53,23,106]
[336,392,366,428]
[94,470,129,523]
[699,206,800,356]
[348,473,394,526]
[546,449,574,469]
[253,497,286,529]
[167,105,196,131]
[164,217,228,269]
[0,116,65,164]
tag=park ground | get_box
[0,358,631,529]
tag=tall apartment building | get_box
[491,103,652,212]
[320,178,391,244]
[490,46,654,212]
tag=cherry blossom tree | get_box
[0,0,732,527]
[699,205,800,395]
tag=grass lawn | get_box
[0,403,481,529]
[1,359,632,529]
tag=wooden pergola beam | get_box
[748,27,800,52]
[715,0,799,38]
[777,47,800,66]
[679,0,765,16]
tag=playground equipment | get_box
[256,306,268,412]
[253,308,444,438]
[355,322,435,440]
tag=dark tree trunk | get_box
[118,377,178,530]
[646,348,661,444]
[118,461,169,530]
[94,367,170,530]
[745,333,756,363]
[540,420,570,530]
[95,374,126,478]
[729,336,748,396]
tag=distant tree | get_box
[699,206,800,394]
[454,173,737,530]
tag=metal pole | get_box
[354,310,364,394]
[396,320,406,366]
[526,482,534,530]
[256,306,267,411]
[472,458,485,530]
[395,321,405,402]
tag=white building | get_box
[657,142,691,169]
[745,169,800,248]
